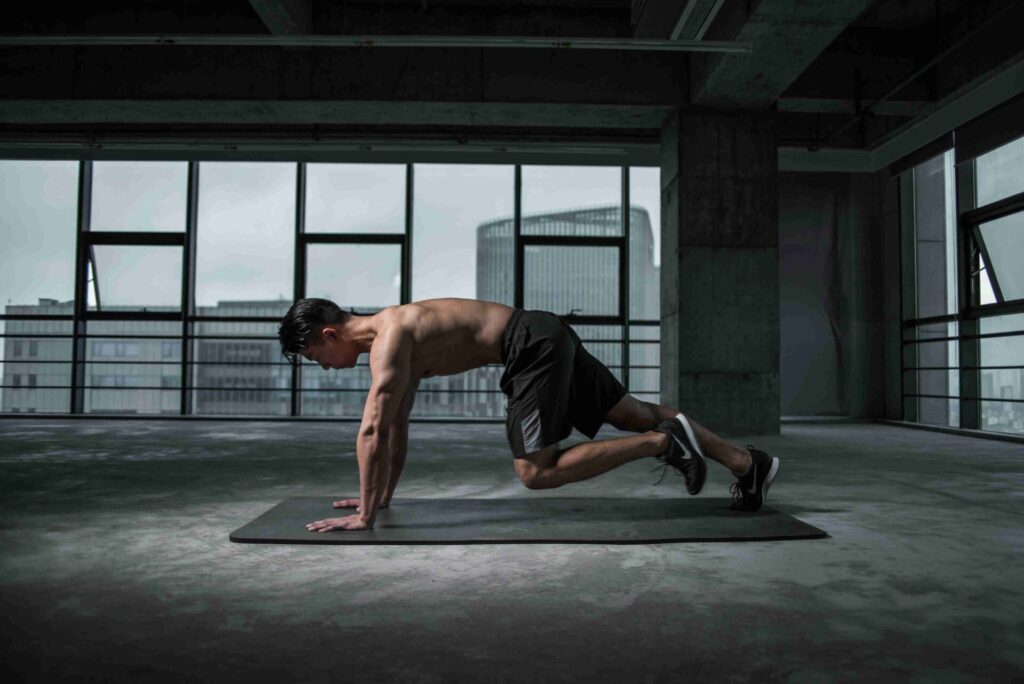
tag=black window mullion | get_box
[300,233,404,245]
[899,170,918,422]
[292,162,306,417]
[514,165,523,309]
[403,163,412,304]
[621,165,630,393]
[70,160,92,414]
[180,161,199,416]
[957,160,981,430]
[84,231,184,246]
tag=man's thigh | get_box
[569,344,628,438]
[503,323,576,458]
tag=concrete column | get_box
[659,108,779,436]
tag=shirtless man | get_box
[277,297,780,532]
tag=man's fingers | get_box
[306,514,372,532]
[306,519,334,531]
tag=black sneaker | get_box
[651,416,707,495]
[729,446,780,511]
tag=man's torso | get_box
[378,298,515,379]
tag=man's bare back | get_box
[381,298,515,379]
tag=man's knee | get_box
[517,469,548,490]
[514,445,564,489]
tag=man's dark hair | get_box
[278,298,350,363]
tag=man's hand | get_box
[332,498,389,512]
[306,514,373,532]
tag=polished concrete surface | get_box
[1,418,1021,682]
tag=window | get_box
[305,244,401,310]
[524,245,619,317]
[522,166,622,237]
[0,159,661,421]
[91,162,188,232]
[975,135,1024,207]
[903,134,1024,435]
[412,164,514,303]
[971,211,1024,304]
[196,162,295,308]
[0,161,78,308]
[0,160,77,414]
[87,245,183,311]
[305,164,406,234]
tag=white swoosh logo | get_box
[672,435,693,460]
[744,462,757,495]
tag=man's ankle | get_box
[733,448,752,476]
[652,431,670,453]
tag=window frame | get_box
[1,159,661,418]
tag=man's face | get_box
[302,326,357,371]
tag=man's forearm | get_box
[382,426,408,504]
[356,430,390,525]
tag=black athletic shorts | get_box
[499,308,628,458]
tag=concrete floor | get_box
[0,418,1021,683]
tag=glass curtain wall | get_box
[1,161,662,420]
[967,137,1024,434]
[0,161,78,414]
[902,136,1024,435]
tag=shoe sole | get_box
[674,415,707,495]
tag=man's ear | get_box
[321,326,338,341]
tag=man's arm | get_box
[381,377,420,505]
[328,378,419,513]
[306,323,411,533]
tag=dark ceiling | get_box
[0,0,1021,152]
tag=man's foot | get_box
[729,446,780,512]
[651,415,707,495]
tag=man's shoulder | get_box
[374,306,414,339]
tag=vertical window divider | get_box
[621,166,630,393]
[403,164,413,304]
[292,162,307,417]
[514,165,523,308]
[899,170,918,422]
[70,160,92,414]
[957,160,981,429]
[180,161,199,416]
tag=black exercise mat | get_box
[229,497,828,545]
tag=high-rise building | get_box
[476,205,659,320]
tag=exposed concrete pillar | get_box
[659,108,779,436]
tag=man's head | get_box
[278,298,357,370]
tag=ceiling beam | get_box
[777,98,930,116]
[0,100,673,130]
[248,0,313,35]
[690,0,875,108]
[0,34,750,53]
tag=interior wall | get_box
[779,171,885,417]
